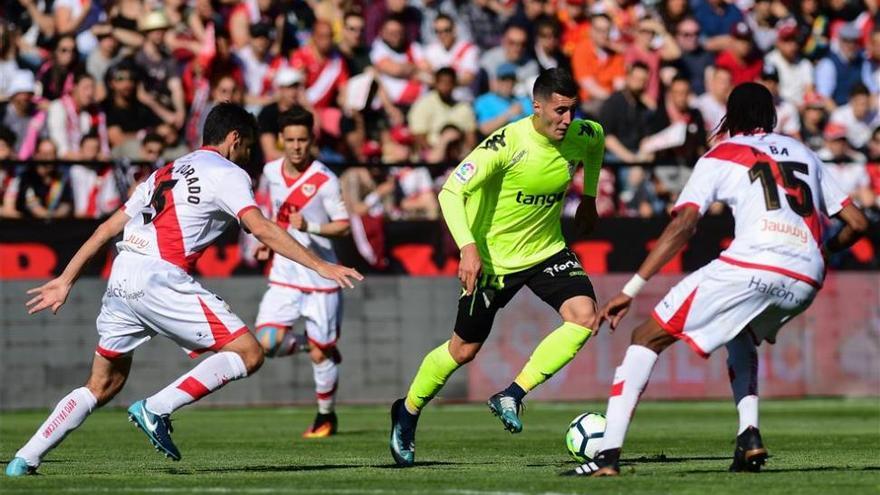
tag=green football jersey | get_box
[439,116,605,275]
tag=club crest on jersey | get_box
[302,184,316,197]
[454,162,477,183]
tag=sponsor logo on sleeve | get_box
[454,162,477,184]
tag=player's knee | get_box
[560,298,599,329]
[631,321,674,354]
[309,345,341,364]
[449,343,479,364]
[255,325,287,357]
[238,346,265,374]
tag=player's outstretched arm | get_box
[240,208,363,288]
[26,208,131,315]
[824,203,870,255]
[600,207,701,331]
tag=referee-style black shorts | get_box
[453,248,596,343]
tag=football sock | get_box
[404,340,460,415]
[145,352,248,415]
[501,382,527,402]
[599,345,658,452]
[15,387,97,467]
[726,332,759,434]
[313,359,338,414]
[514,322,592,392]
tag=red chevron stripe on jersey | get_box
[705,142,821,245]
[276,171,330,229]
[151,164,189,270]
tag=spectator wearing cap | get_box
[37,34,81,102]
[134,11,186,129]
[46,73,109,160]
[758,66,800,138]
[408,67,477,161]
[715,22,764,86]
[693,0,745,52]
[480,24,539,98]
[238,23,286,110]
[370,16,431,109]
[800,91,828,151]
[572,13,625,115]
[99,61,163,151]
[424,14,480,101]
[474,63,532,136]
[671,17,714,95]
[1,70,45,155]
[533,17,571,73]
[599,61,655,164]
[764,23,814,106]
[815,22,871,107]
[829,83,880,150]
[339,11,371,77]
[625,16,681,105]
[258,67,308,161]
[290,20,349,115]
[696,66,733,136]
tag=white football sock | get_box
[16,387,97,467]
[313,359,338,414]
[598,345,659,452]
[726,332,759,434]
[145,352,247,415]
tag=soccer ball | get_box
[565,412,606,462]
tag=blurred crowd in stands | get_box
[0,0,879,223]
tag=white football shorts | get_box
[652,259,818,358]
[95,251,249,359]
[255,284,341,349]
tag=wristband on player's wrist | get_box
[621,274,647,298]
[306,222,322,234]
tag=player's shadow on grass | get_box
[678,466,880,474]
[629,454,732,464]
[177,461,460,474]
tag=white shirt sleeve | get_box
[321,177,349,222]
[46,101,69,157]
[215,168,258,220]
[816,159,851,217]
[673,157,719,215]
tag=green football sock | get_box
[514,322,592,392]
[404,341,460,414]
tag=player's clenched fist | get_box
[458,243,482,296]
[315,262,363,289]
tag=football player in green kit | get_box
[390,68,606,467]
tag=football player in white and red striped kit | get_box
[253,106,351,438]
[5,103,362,477]
[570,83,869,477]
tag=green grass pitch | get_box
[1,399,878,494]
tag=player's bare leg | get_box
[303,344,341,438]
[567,318,676,477]
[726,331,767,472]
[491,296,597,434]
[391,334,482,466]
[128,332,264,461]
[6,353,132,476]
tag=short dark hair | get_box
[536,16,561,37]
[80,132,100,145]
[850,83,870,98]
[278,105,314,135]
[435,67,457,82]
[630,61,650,73]
[670,74,691,87]
[532,68,578,100]
[143,132,164,147]
[716,82,776,137]
[435,13,453,25]
[343,9,363,23]
[202,102,258,146]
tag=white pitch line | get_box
[0,487,576,495]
